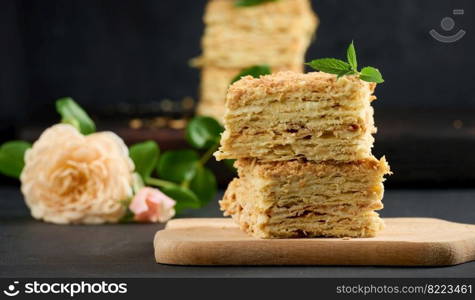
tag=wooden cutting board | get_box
[154,218,475,266]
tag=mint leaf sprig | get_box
[235,0,278,7]
[306,41,384,83]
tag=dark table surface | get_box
[1,187,475,278]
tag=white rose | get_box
[20,124,134,224]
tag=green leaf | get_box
[224,159,237,172]
[157,150,199,183]
[119,209,135,224]
[307,41,384,84]
[160,184,201,213]
[359,66,384,83]
[235,0,278,7]
[61,117,80,130]
[131,172,145,194]
[56,97,96,135]
[231,65,271,84]
[190,166,217,206]
[186,116,224,149]
[306,58,351,75]
[336,69,357,79]
[129,141,160,180]
[0,141,31,178]
[346,41,358,71]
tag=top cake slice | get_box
[215,71,378,162]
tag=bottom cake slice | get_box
[220,157,390,238]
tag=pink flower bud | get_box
[129,187,176,223]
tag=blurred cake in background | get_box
[194,0,318,122]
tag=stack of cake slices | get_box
[195,0,318,122]
[215,71,391,238]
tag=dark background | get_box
[1,0,474,187]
